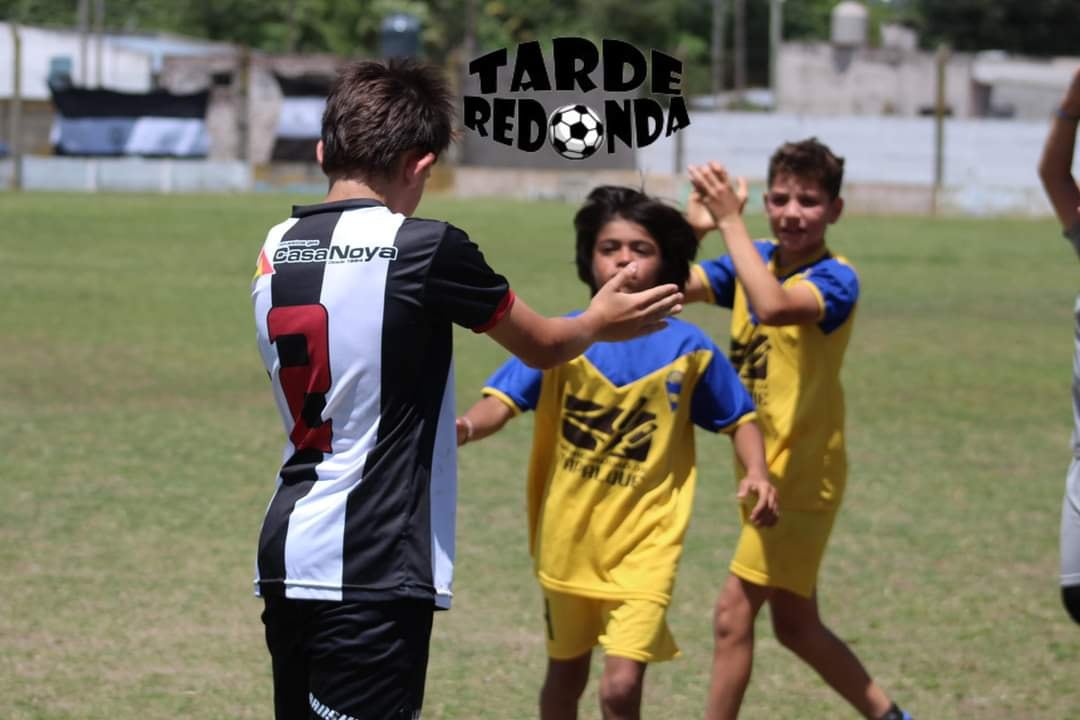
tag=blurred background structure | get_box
[0,0,1078,215]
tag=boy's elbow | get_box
[516,343,563,370]
[519,353,555,370]
[754,301,786,325]
[1037,160,1056,186]
[755,308,780,325]
[1038,159,1072,189]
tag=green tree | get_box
[914,0,1080,55]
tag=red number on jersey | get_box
[267,304,334,453]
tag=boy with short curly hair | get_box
[687,138,912,720]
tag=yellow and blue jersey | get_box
[693,241,859,511]
[483,317,756,605]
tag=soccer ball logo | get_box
[548,104,604,160]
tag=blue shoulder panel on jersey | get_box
[485,317,721,402]
[804,257,859,334]
[690,352,756,433]
[583,318,717,387]
[697,241,775,309]
[485,356,543,411]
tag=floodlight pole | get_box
[457,0,476,165]
[769,0,783,96]
[711,0,726,98]
[93,0,105,88]
[77,0,89,86]
[285,0,298,53]
[931,43,949,216]
[9,21,22,190]
[733,0,746,101]
[237,47,251,164]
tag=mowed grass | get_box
[1,189,1078,719]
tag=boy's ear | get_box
[403,151,437,185]
[828,196,844,224]
[315,140,324,167]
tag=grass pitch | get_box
[0,191,1077,718]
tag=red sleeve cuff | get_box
[472,289,516,333]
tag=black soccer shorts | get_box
[262,596,434,719]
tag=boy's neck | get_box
[774,241,828,271]
[323,173,417,216]
[324,177,385,206]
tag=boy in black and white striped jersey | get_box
[250,58,683,720]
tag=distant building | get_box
[0,22,230,154]
[971,53,1080,120]
[777,40,975,117]
[0,22,342,164]
[775,14,1080,121]
[158,53,342,165]
[777,42,1079,120]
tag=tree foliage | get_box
[913,0,1080,56]
[1,0,1076,95]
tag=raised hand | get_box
[688,161,748,225]
[686,188,718,241]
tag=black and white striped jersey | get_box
[251,198,513,608]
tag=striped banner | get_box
[272,74,330,162]
[50,86,210,157]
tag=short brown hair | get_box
[320,59,454,180]
[767,138,845,200]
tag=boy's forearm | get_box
[1038,114,1080,229]
[731,419,768,476]
[460,395,515,444]
[486,298,601,369]
[519,311,602,369]
[486,271,681,369]
[1039,70,1080,229]
[717,215,787,319]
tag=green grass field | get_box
[1,190,1078,719]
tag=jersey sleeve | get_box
[690,344,756,434]
[693,256,737,308]
[482,356,543,413]
[424,224,515,331]
[803,259,859,335]
[694,242,774,309]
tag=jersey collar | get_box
[291,198,386,218]
[770,243,831,279]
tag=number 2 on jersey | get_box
[267,304,334,453]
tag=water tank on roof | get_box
[381,13,421,59]
[831,1,868,48]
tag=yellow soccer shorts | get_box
[729,505,839,599]
[541,588,680,663]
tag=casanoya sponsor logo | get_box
[273,239,399,265]
[463,37,691,160]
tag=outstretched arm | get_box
[1038,68,1080,231]
[456,395,516,447]
[683,182,737,305]
[688,162,821,326]
[730,420,779,527]
[487,263,682,369]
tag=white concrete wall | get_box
[0,22,153,100]
[0,157,253,192]
[777,42,974,118]
[637,111,1068,216]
